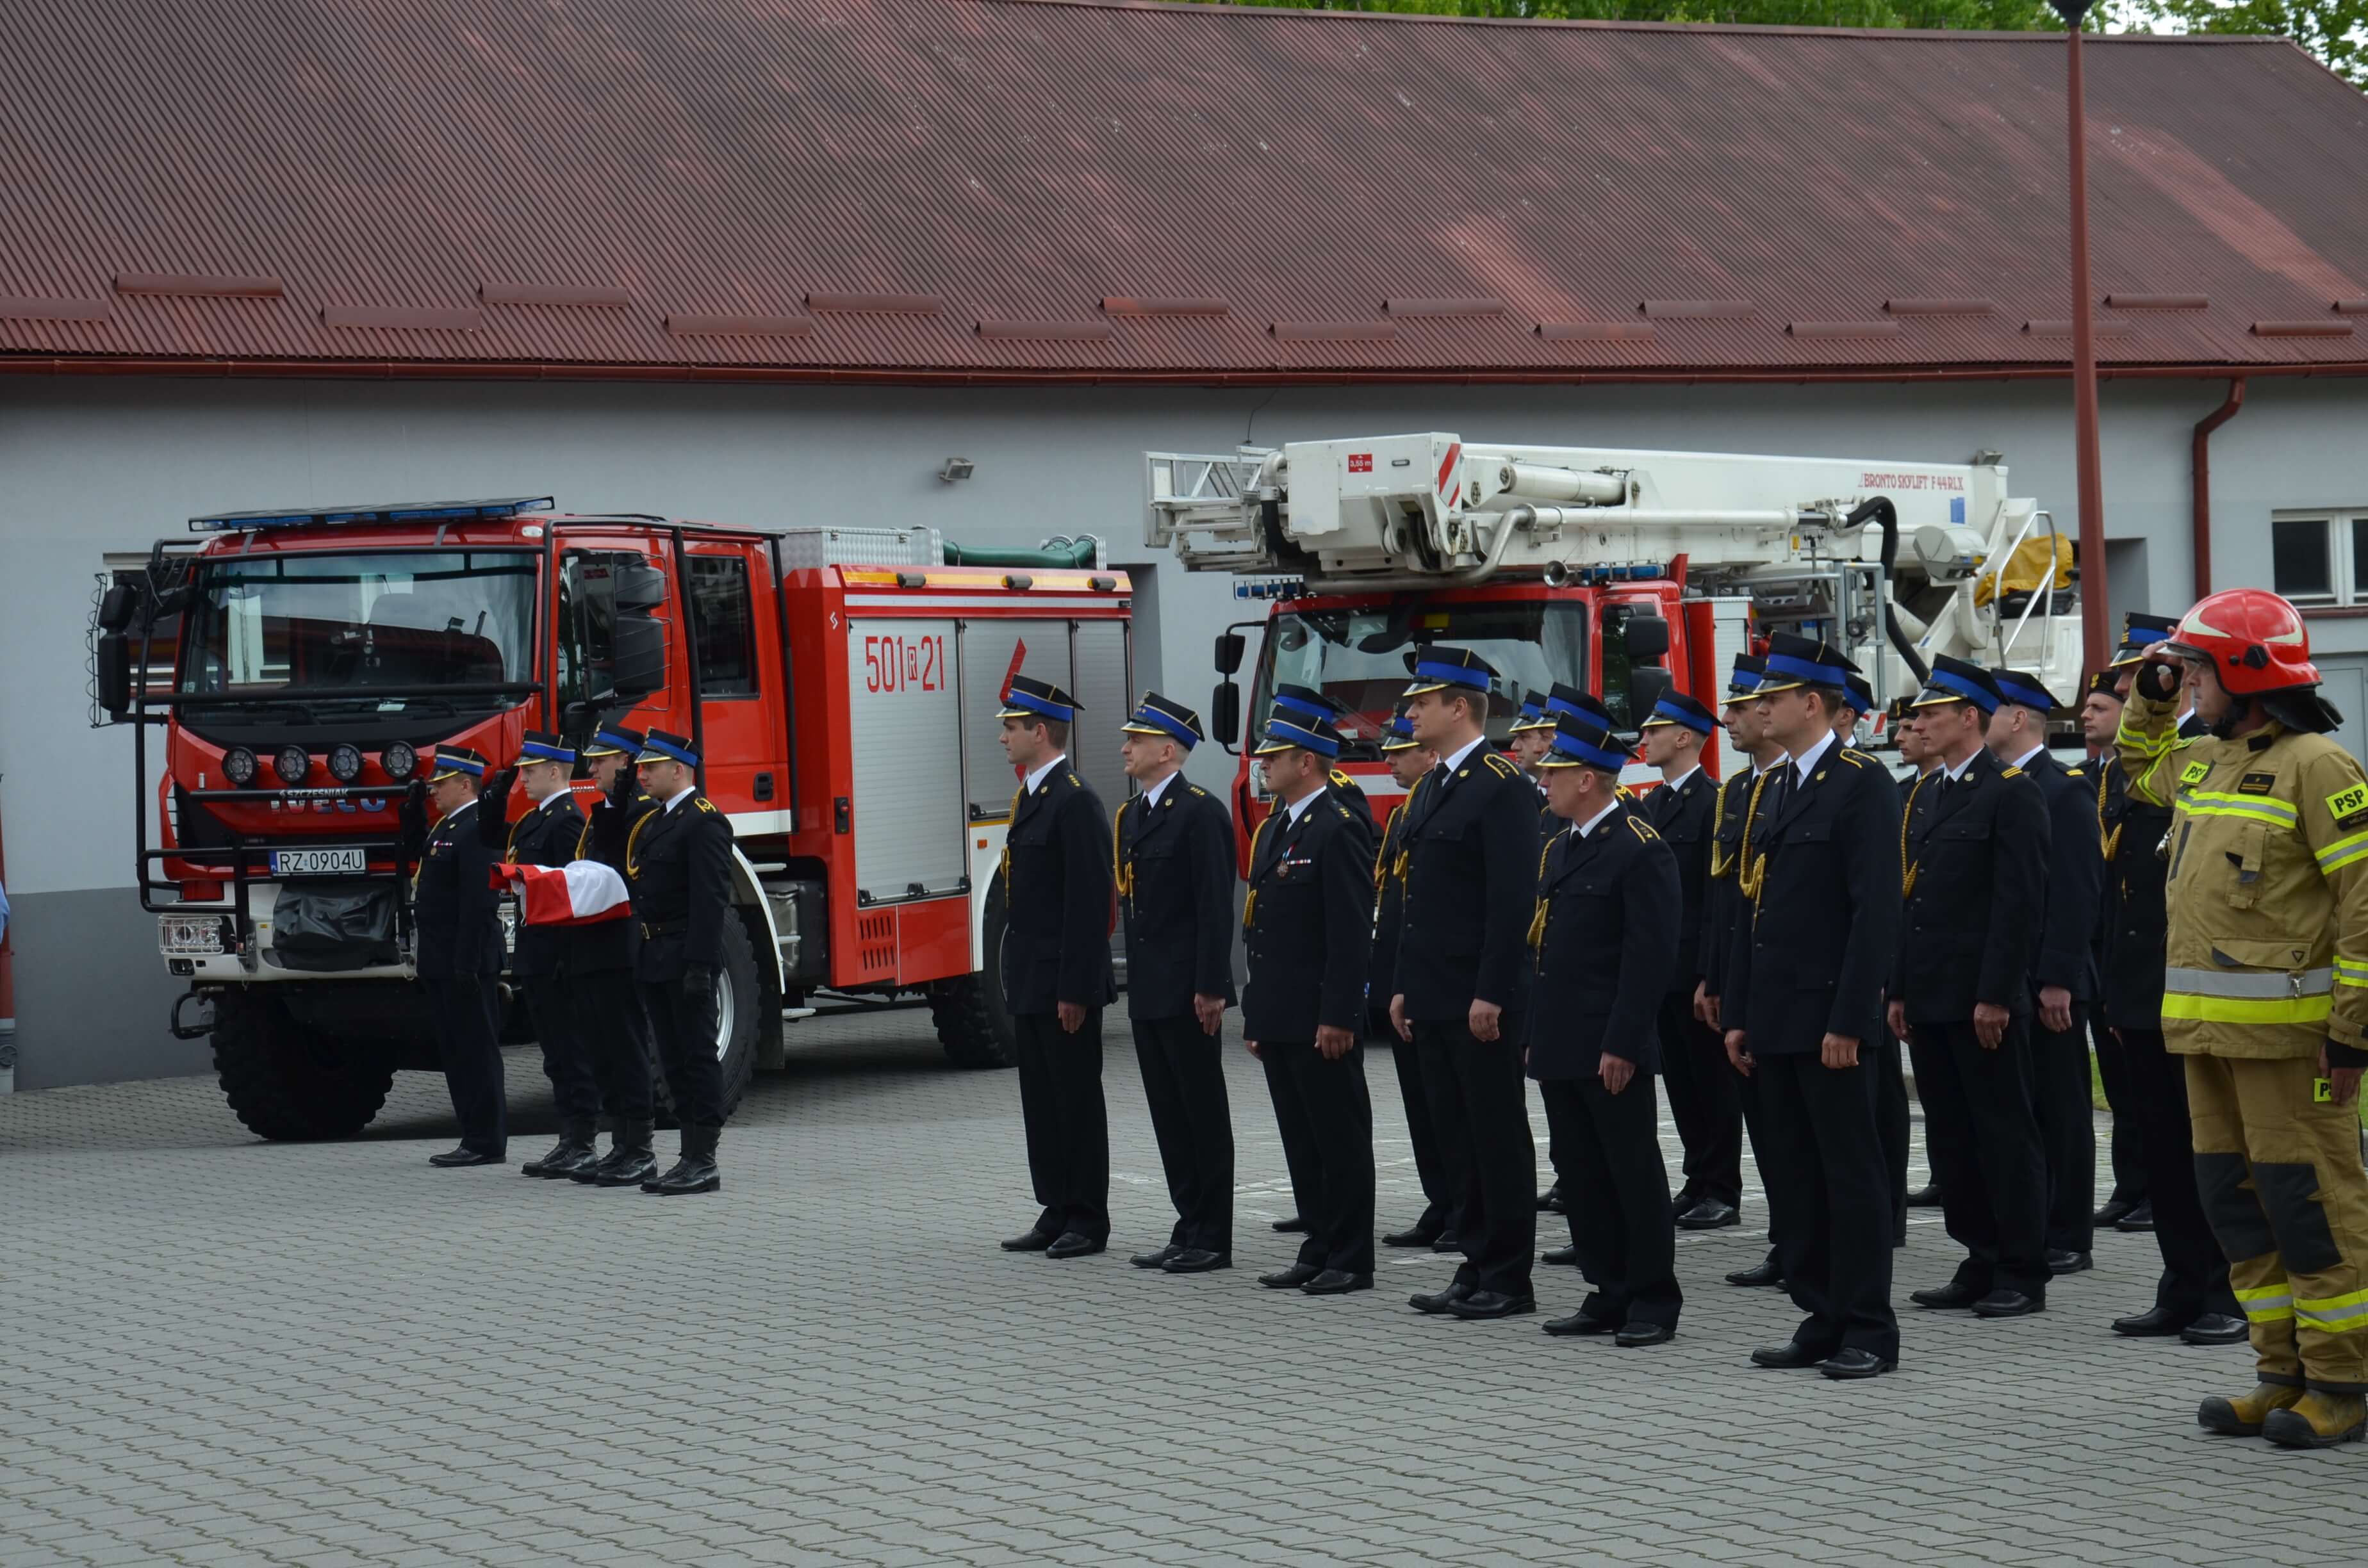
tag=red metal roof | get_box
[4,0,2367,382]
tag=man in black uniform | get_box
[479,731,602,1180]
[571,723,662,1188]
[407,746,507,1168]
[1271,684,1376,831]
[1840,674,1911,1245]
[1373,707,1456,1250]
[1508,693,1554,783]
[994,675,1119,1259]
[1531,709,1685,1345]
[1243,705,1378,1295]
[1115,692,1238,1275]
[1891,698,1945,1213]
[2097,620,2246,1344]
[1523,686,1583,1218]
[625,730,736,1196]
[2078,673,2148,1229]
[1988,667,2105,1277]
[1641,692,1739,1233]
[1722,633,1903,1378]
[1388,647,1540,1321]
[1888,658,2051,1319]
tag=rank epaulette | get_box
[1187,784,1208,798]
[2001,765,2024,779]
[695,796,718,813]
[1066,772,1082,788]
[1335,803,1354,820]
[1838,749,1871,769]
[1627,817,1661,844]
[1329,768,1354,789]
[1482,753,1520,780]
[2066,765,2085,777]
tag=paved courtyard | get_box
[6,999,2364,1567]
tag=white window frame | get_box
[2269,510,2368,608]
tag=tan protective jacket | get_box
[2117,689,2368,1058]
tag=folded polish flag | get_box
[489,861,633,926]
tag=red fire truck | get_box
[93,500,1131,1139]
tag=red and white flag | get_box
[488,861,632,926]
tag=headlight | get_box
[222,746,258,786]
[326,742,364,783]
[274,745,312,786]
[381,740,417,782]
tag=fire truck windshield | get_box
[1256,601,1587,757]
[177,550,537,708]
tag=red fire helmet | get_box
[2161,587,2321,696]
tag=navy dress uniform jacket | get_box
[1327,767,1377,832]
[1698,766,1768,1002]
[495,790,586,979]
[1525,803,1681,1077]
[1644,768,1714,986]
[575,788,651,975]
[1001,764,1119,1015]
[1242,794,1376,1040]
[1892,749,2049,1021]
[1369,797,1411,1009]
[2020,751,2104,1004]
[625,794,738,984]
[1391,747,1539,1020]
[1723,747,1902,1053]
[1117,778,1237,1020]
[2097,760,2175,1031]
[414,800,503,979]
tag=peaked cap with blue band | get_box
[1119,691,1203,748]
[1538,711,1631,772]
[582,723,645,760]
[429,744,489,783]
[1841,673,1876,716]
[1542,682,1597,725]
[1988,667,2063,714]
[1379,706,1422,752]
[998,673,1081,723]
[1253,705,1345,758]
[1911,654,2003,714]
[1272,683,1348,724]
[1508,693,1552,734]
[635,728,701,768]
[1402,644,1495,698]
[1720,653,1768,706]
[1754,631,1859,695]
[1641,692,1718,735]
[2109,610,2180,669]
[519,729,577,766]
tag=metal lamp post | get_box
[2053,0,2112,675]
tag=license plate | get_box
[159,915,228,955]
[270,847,368,877]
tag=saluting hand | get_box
[1723,1029,1753,1077]
[1973,1002,2009,1050]
[1194,992,1227,1036]
[1316,1024,1354,1061]
[1599,1053,1635,1095]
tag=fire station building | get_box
[6,0,2368,1089]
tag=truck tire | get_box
[651,913,760,1127]
[930,878,1017,1069]
[212,989,396,1142]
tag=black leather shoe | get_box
[2114,1199,2155,1232]
[1383,1224,1442,1248]
[522,1123,599,1179]
[1726,1258,1784,1289]
[1542,1244,1579,1267]
[1430,1231,1464,1254]
[1818,1347,1896,1380]
[1905,1182,1943,1209]
[1911,1281,1985,1310]
[1446,1291,1536,1320]
[1972,1289,2045,1318]
[1045,1231,1105,1260]
[1260,1262,1322,1289]
[1130,1245,1180,1269]
[1001,1229,1058,1252]
[2093,1195,2141,1228]
[2048,1249,2093,1275]
[429,1146,502,1168]
[1300,1270,1372,1295]
[1543,1311,1619,1336]
[579,1120,656,1187]
[1616,1322,1677,1348]
[1410,1281,1475,1314]
[1272,1214,1309,1234]
[1162,1249,1230,1274]
[1536,1182,1563,1213]
[1750,1340,1825,1369]
[2112,1306,2187,1337]
[1677,1199,1741,1232]
[2180,1312,2249,1346]
[641,1125,720,1195]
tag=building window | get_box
[2272,513,2368,607]
[688,554,757,696]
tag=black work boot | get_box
[522,1118,600,1179]
[642,1124,721,1195]
[582,1119,658,1187]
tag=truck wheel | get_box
[929,879,1017,1069]
[650,915,761,1126]
[212,990,395,1142]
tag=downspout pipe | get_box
[2191,378,2246,600]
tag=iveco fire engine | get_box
[1146,432,2081,849]
[92,500,1130,1140]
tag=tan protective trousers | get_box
[2186,1054,2368,1393]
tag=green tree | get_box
[2150,0,2367,85]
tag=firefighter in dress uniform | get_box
[1115,693,1239,1276]
[478,731,604,1180]
[1888,658,2052,1321]
[2121,589,2368,1448]
[2082,662,2150,1233]
[1889,696,1944,1214]
[1530,709,1684,1346]
[405,745,507,1168]
[993,675,1120,1261]
[622,730,736,1196]
[1389,646,1542,1322]
[1837,674,1911,1246]
[1242,705,1379,1295]
[1527,683,1602,1220]
[1372,708,1457,1252]
[1721,633,1903,1379]
[571,723,664,1188]
[1271,684,1376,832]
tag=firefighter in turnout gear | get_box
[406,746,507,1168]
[625,730,736,1196]
[572,724,663,1187]
[2121,588,2368,1448]
[480,731,602,1180]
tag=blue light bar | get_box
[1233,578,1306,600]
[188,496,555,532]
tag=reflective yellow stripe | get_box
[2339,959,2368,990]
[2321,831,2368,871]
[2295,1287,2368,1333]
[2115,719,2175,756]
[2180,792,2298,826]
[2159,993,2335,1025]
[2235,1283,2296,1323]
